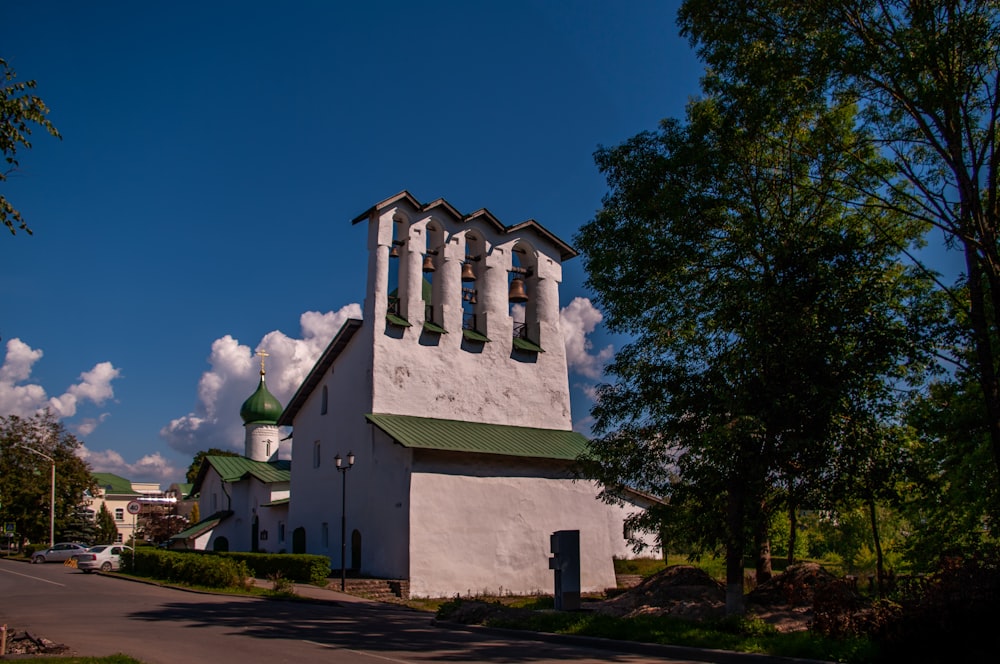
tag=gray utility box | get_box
[548,530,581,610]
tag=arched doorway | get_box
[213,536,229,552]
[292,527,306,554]
[251,515,259,553]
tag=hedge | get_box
[125,548,250,589]
[124,548,330,588]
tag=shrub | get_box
[869,554,1000,662]
[125,548,250,589]
[214,551,329,585]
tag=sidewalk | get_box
[249,577,376,605]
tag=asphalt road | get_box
[0,558,720,664]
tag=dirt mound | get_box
[748,562,848,607]
[597,565,725,620]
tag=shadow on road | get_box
[127,597,642,662]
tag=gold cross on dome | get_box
[256,349,269,374]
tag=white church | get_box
[181,191,655,598]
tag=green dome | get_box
[240,372,282,424]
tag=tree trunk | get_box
[868,497,885,597]
[787,500,797,566]
[725,488,746,615]
[965,242,1000,487]
[755,509,772,584]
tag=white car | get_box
[76,544,132,573]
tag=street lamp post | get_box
[19,445,55,548]
[334,451,355,591]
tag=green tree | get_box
[1,57,60,236]
[96,502,118,545]
[185,447,240,483]
[576,96,932,614]
[189,501,200,526]
[0,411,97,548]
[678,0,1000,499]
[61,506,98,545]
[902,363,1000,567]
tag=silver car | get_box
[76,544,132,573]
[30,542,89,563]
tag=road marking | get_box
[0,567,67,586]
[302,641,414,663]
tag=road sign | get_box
[126,501,141,515]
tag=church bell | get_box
[422,255,436,273]
[508,277,528,303]
[461,261,477,282]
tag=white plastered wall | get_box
[407,451,620,598]
[287,329,412,579]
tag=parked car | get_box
[76,544,132,573]
[30,542,89,564]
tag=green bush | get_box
[125,548,250,589]
[214,551,330,585]
[124,548,330,588]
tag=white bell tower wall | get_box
[360,196,573,430]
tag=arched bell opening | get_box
[424,223,446,326]
[509,243,537,341]
[387,215,406,317]
[462,233,484,333]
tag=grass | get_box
[435,597,877,663]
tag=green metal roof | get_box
[513,337,544,352]
[205,456,291,484]
[92,472,138,495]
[365,413,589,460]
[462,328,490,343]
[170,511,231,541]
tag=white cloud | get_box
[560,297,614,380]
[77,445,181,485]
[0,337,121,422]
[76,413,111,437]
[160,304,362,456]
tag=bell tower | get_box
[354,191,576,430]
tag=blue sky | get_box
[1,0,705,483]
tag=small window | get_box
[322,522,329,549]
[321,386,328,415]
[115,508,124,521]
[278,521,285,543]
[114,532,123,543]
[313,441,321,468]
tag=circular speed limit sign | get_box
[126,501,141,515]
